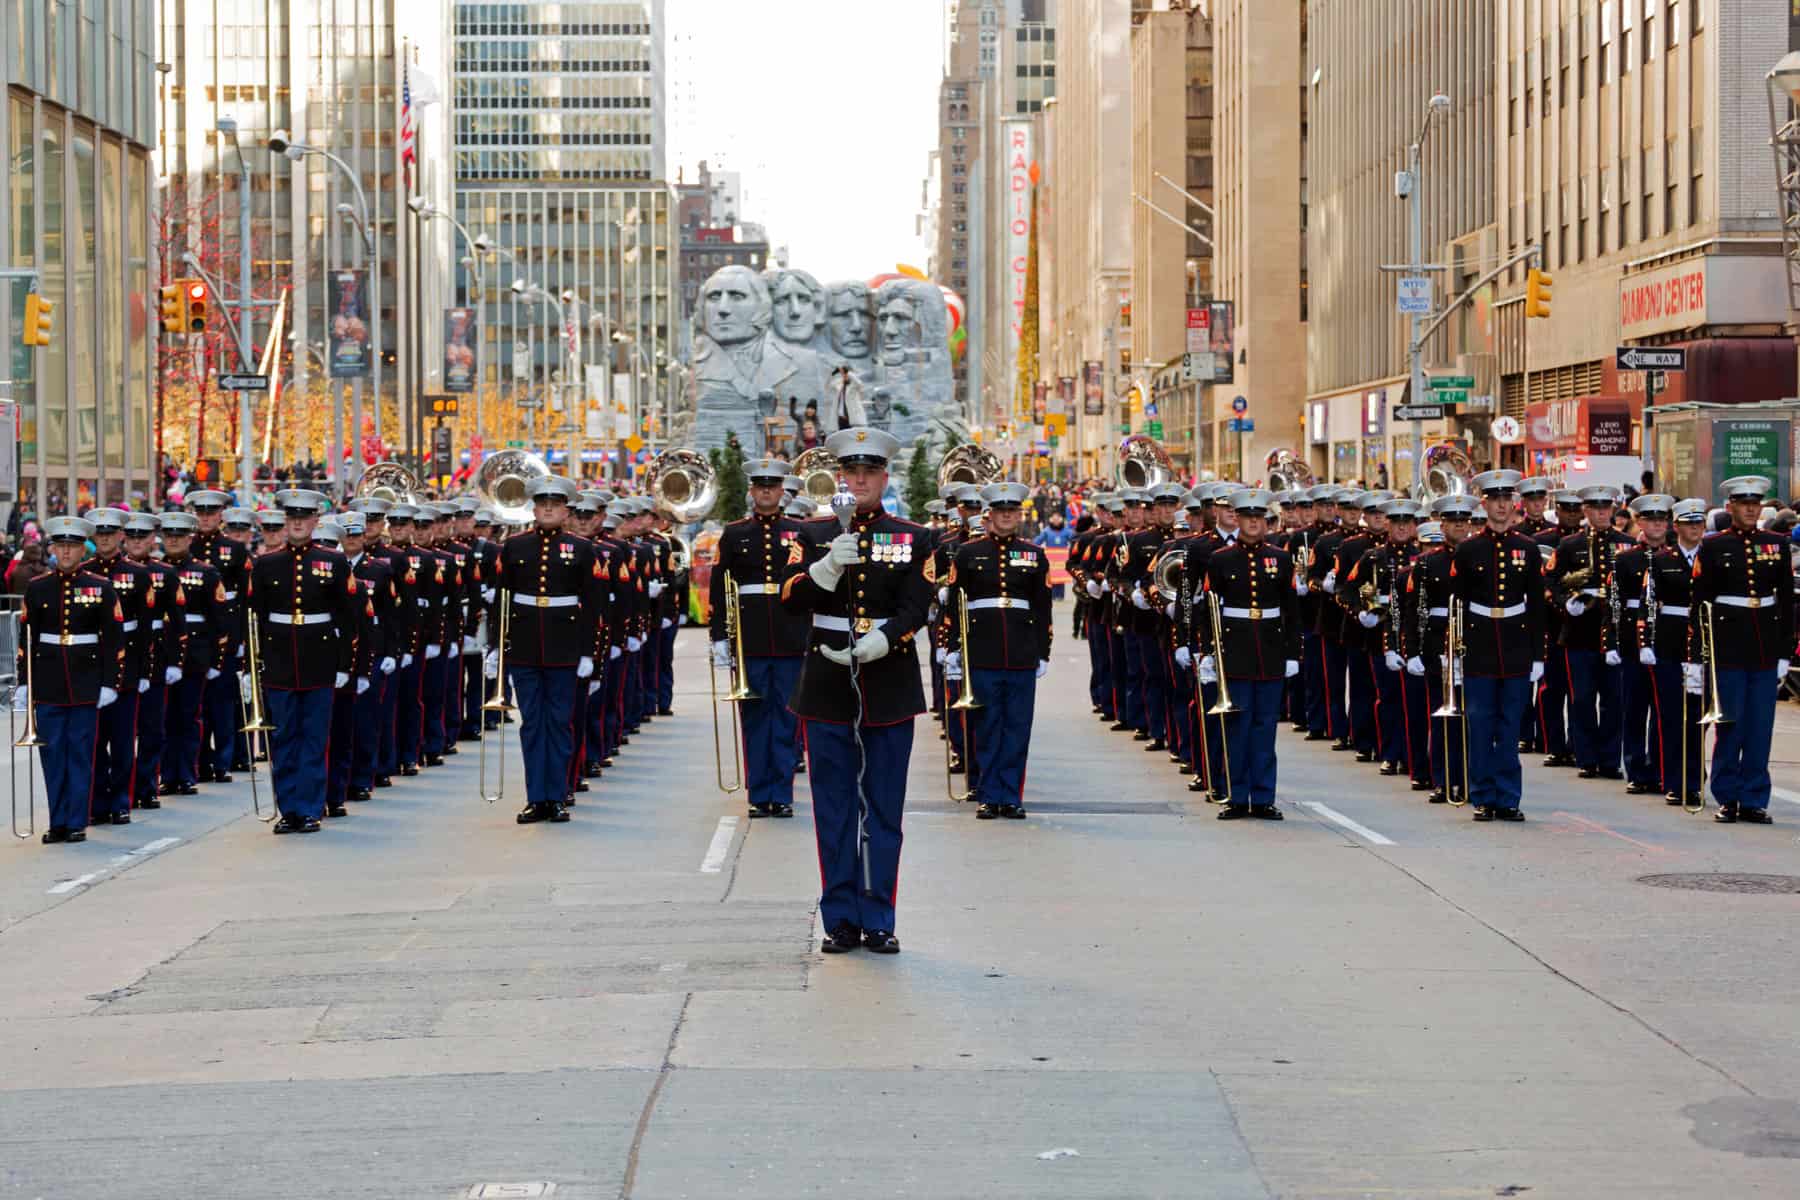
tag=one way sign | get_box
[1615,346,1686,373]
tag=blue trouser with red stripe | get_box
[509,665,576,809]
[1565,649,1621,772]
[1301,632,1327,735]
[1220,677,1283,808]
[421,651,449,757]
[264,686,332,821]
[393,656,423,768]
[1621,660,1658,787]
[603,648,628,756]
[742,655,803,808]
[95,689,140,818]
[38,702,98,832]
[1374,657,1406,766]
[803,715,913,935]
[1320,637,1348,739]
[326,684,355,809]
[1650,658,1702,797]
[970,667,1036,808]
[352,672,387,791]
[1465,674,1530,811]
[1709,666,1777,812]
[162,671,206,788]
[133,683,167,804]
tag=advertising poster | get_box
[1056,375,1074,415]
[444,308,477,393]
[1032,381,1048,424]
[328,270,372,378]
[1083,360,1104,416]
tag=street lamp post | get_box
[512,279,575,478]
[410,199,502,463]
[217,118,257,505]
[1401,94,1452,498]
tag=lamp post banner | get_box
[328,270,372,378]
[444,307,477,394]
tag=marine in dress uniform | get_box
[341,512,399,803]
[1407,496,1479,803]
[189,490,250,785]
[1645,499,1708,807]
[592,502,638,767]
[1549,486,1635,779]
[21,518,125,843]
[463,504,502,738]
[1685,475,1793,824]
[1120,483,1183,752]
[1187,489,1300,819]
[942,481,1052,820]
[1311,488,1361,748]
[1512,476,1554,753]
[1297,483,1340,740]
[1612,494,1676,795]
[1071,495,1119,721]
[651,510,684,718]
[485,475,605,825]
[222,506,259,772]
[1277,488,1316,732]
[124,513,181,810]
[1449,471,1547,821]
[1347,498,1422,777]
[1161,487,1210,774]
[1102,488,1151,737]
[158,512,229,796]
[84,508,153,824]
[710,458,810,817]
[1534,490,1586,767]
[932,483,984,780]
[354,497,404,789]
[312,519,364,817]
[251,491,365,833]
[781,427,936,955]
[384,504,431,776]
[1331,491,1394,761]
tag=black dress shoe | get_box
[1216,803,1250,820]
[793,760,805,775]
[325,806,348,818]
[1598,769,1624,781]
[1331,738,1354,752]
[1410,778,1433,791]
[1577,766,1601,779]
[197,767,216,783]
[441,746,459,757]
[1177,763,1194,775]
[1354,751,1375,763]
[374,775,394,788]
[1131,730,1151,742]
[548,806,571,822]
[1002,804,1027,819]
[1543,753,1575,768]
[1428,789,1447,804]
[582,762,603,778]
[657,707,674,717]
[863,930,900,954]
[41,827,68,844]
[771,804,794,818]
[272,816,298,835]
[1108,721,1131,732]
[232,759,251,772]
[1740,809,1773,824]
[1304,731,1329,741]
[211,772,234,785]
[1714,805,1738,823]
[821,922,861,954]
[1625,781,1658,795]
[1472,806,1494,821]
[349,788,372,803]
[517,804,548,824]
[1496,807,1524,822]
[574,779,590,793]
[1250,805,1284,820]
[748,802,772,818]
[423,754,445,768]
[297,816,322,833]
[1664,791,1684,806]
[399,764,419,777]
[975,803,999,819]
[111,812,132,825]
[561,794,576,808]
[600,757,616,769]
[176,783,198,796]
[1379,762,1401,776]
[1187,777,1212,794]
[137,797,161,810]
[948,757,966,774]
[65,830,86,843]
[1291,722,1309,734]
[1143,739,1166,752]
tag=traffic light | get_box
[1525,268,1553,319]
[183,279,209,333]
[192,457,220,485]
[159,283,184,332]
[20,292,53,347]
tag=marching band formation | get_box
[14,426,1794,953]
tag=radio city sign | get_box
[1617,254,1785,339]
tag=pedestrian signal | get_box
[193,457,221,484]
[184,280,209,333]
[159,284,184,333]
[1525,268,1553,320]
[20,292,54,347]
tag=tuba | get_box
[474,448,552,525]
[792,447,842,503]
[1418,443,1475,504]
[1152,547,1187,598]
[938,443,1005,491]
[356,461,424,509]
[1115,434,1173,490]
[1264,447,1315,493]
[644,448,717,523]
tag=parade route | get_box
[3,619,1798,1198]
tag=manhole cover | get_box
[1638,873,1800,894]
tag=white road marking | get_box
[46,836,180,895]
[1299,801,1395,846]
[698,816,740,873]
[1770,787,1800,809]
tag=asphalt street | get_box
[3,604,1798,1198]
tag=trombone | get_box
[1431,597,1470,806]
[1690,600,1730,814]
[945,590,980,802]
[1204,592,1236,804]
[709,573,754,794]
[9,602,40,839]
[478,590,518,804]
[239,612,277,823]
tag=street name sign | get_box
[218,374,268,391]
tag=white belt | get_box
[268,612,332,626]
[1220,606,1277,620]
[513,594,580,608]
[1579,587,1604,598]
[1370,594,1390,605]
[967,597,1028,611]
[812,614,892,632]
[121,620,139,632]
[1715,595,1776,610]
[1469,602,1527,619]
[736,583,776,596]
[1428,607,1449,618]
[1625,599,1641,609]
[417,598,430,607]
[39,632,98,645]
[185,614,208,624]
[1658,604,1690,618]
[151,619,164,631]
[221,590,238,602]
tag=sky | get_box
[666,0,946,281]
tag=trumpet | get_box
[1431,597,1470,806]
[478,591,518,804]
[239,612,277,823]
[945,590,980,802]
[709,573,754,795]
[9,602,40,840]
[1204,592,1236,804]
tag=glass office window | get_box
[127,150,147,495]
[73,122,96,470]
[9,96,36,471]
[39,116,65,479]
[100,135,123,475]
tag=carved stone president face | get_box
[827,282,874,361]
[768,269,825,345]
[877,293,918,365]
[700,265,771,347]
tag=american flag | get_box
[399,61,416,184]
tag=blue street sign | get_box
[1226,417,1255,433]
[1231,395,1249,414]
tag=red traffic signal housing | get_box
[184,280,209,332]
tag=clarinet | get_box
[1607,540,1623,654]
[1389,549,1403,655]
[1417,552,1432,661]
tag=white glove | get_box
[1037,659,1049,680]
[938,586,950,606]
[1565,597,1587,617]
[1294,577,1309,596]
[1406,655,1426,676]
[1174,646,1192,670]
[1198,655,1218,685]
[205,668,221,681]
[1357,611,1381,629]
[1164,601,1177,621]
[1323,570,1337,594]
[576,656,595,679]
[448,641,460,659]
[1131,587,1150,611]
[712,641,733,671]
[334,671,349,689]
[380,655,396,676]
[660,618,672,630]
[1085,579,1102,599]
[627,635,643,653]
[11,687,25,712]
[1604,649,1621,667]
[164,666,182,686]
[609,645,623,660]
[1285,659,1300,679]
[462,635,480,654]
[481,587,497,605]
[236,644,245,660]
[1778,659,1791,679]
[1100,578,1113,593]
[808,556,845,592]
[401,653,414,668]
[1682,662,1704,694]
[425,643,441,660]
[678,613,688,626]
[1384,650,1404,673]
[850,629,890,664]
[828,532,860,567]
[483,650,499,679]
[1529,661,1544,685]
[588,680,601,695]
[1639,647,1658,666]
[356,677,371,695]
[647,580,666,599]
[137,677,150,694]
[98,686,117,708]
[942,650,962,680]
